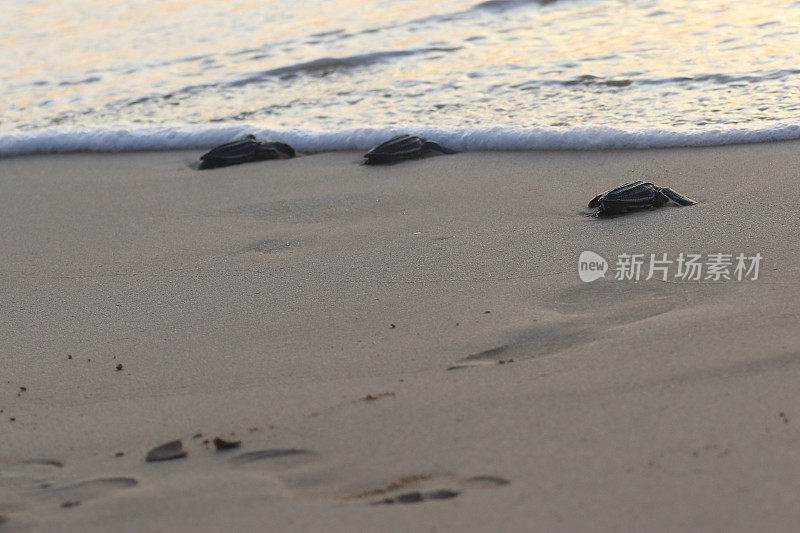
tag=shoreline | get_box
[3,123,800,158]
[2,142,800,531]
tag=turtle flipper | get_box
[199,136,259,169]
[588,194,603,208]
[423,140,458,155]
[659,187,697,206]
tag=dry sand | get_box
[1,142,799,531]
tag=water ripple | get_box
[2,0,799,134]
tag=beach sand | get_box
[1,142,799,531]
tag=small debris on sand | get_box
[362,392,395,401]
[374,488,460,504]
[390,324,396,329]
[396,491,424,503]
[779,412,790,424]
[67,354,72,360]
[114,451,124,458]
[115,364,123,371]
[427,489,459,500]
[356,474,431,498]
[60,501,81,508]
[19,386,27,392]
[213,437,242,451]
[192,433,203,439]
[463,475,510,487]
[145,440,187,462]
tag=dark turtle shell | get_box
[363,134,457,165]
[589,180,696,217]
[257,141,295,160]
[199,134,295,169]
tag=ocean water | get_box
[2,0,800,155]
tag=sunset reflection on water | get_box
[2,0,799,131]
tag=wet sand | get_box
[1,142,800,531]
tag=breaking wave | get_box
[2,123,800,157]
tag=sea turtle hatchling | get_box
[588,180,697,217]
[198,134,295,169]
[363,134,457,165]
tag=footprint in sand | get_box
[449,282,682,369]
[223,448,323,498]
[0,459,64,495]
[0,459,66,525]
[448,320,595,370]
[228,448,318,473]
[349,473,510,505]
[0,458,138,525]
[207,194,376,225]
[40,477,138,507]
[237,236,310,256]
[225,449,506,506]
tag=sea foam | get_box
[2,123,800,157]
